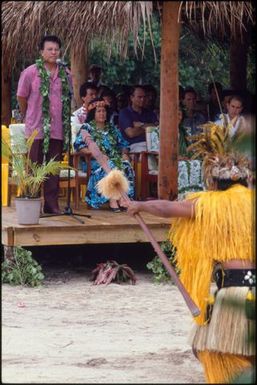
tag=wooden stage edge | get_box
[2,205,171,248]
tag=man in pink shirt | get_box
[17,35,71,214]
[72,82,98,125]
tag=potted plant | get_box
[1,129,69,225]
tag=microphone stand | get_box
[41,62,91,224]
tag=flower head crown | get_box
[187,121,251,187]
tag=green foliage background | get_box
[89,16,255,99]
[2,246,44,287]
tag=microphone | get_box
[56,58,68,67]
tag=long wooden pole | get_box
[158,2,180,200]
[81,129,200,318]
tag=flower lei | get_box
[35,57,70,154]
[89,121,124,170]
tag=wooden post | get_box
[70,47,88,111]
[158,2,180,200]
[230,30,250,91]
[1,61,12,126]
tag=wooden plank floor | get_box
[2,199,171,247]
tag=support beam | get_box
[230,30,250,91]
[158,2,180,200]
[70,48,88,111]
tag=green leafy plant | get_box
[2,246,44,287]
[1,130,70,198]
[91,260,136,285]
[147,239,180,283]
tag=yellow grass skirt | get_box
[189,286,255,356]
[197,351,253,383]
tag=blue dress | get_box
[74,121,135,208]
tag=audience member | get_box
[118,85,159,152]
[182,87,207,136]
[179,85,185,103]
[88,64,103,87]
[98,87,119,126]
[143,84,157,109]
[178,104,192,158]
[220,89,235,114]
[72,82,98,125]
[17,35,70,214]
[215,94,245,137]
[116,91,130,112]
[73,97,135,211]
[143,84,159,118]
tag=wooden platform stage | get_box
[2,201,171,248]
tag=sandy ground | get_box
[2,267,205,384]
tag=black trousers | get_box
[29,139,63,212]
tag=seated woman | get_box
[74,97,135,212]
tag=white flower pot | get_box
[15,197,42,225]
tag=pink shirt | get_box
[17,63,64,140]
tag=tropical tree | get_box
[89,18,255,99]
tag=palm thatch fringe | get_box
[2,1,153,68]
[2,1,255,69]
[178,1,255,41]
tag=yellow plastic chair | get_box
[1,125,10,206]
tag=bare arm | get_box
[124,122,146,138]
[17,96,27,120]
[79,144,109,163]
[124,121,158,138]
[124,199,195,219]
[79,147,92,156]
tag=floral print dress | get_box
[74,121,135,208]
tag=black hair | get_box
[143,84,157,98]
[39,35,61,50]
[116,92,129,110]
[214,178,248,191]
[183,87,197,98]
[98,86,115,98]
[179,85,185,100]
[227,94,244,106]
[129,85,145,97]
[79,82,98,98]
[86,97,111,123]
[179,102,186,120]
[208,82,223,95]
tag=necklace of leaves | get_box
[35,57,70,154]
[89,120,123,170]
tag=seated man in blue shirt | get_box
[118,85,159,152]
[182,87,206,137]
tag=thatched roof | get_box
[2,1,153,68]
[178,1,255,42]
[2,1,255,70]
